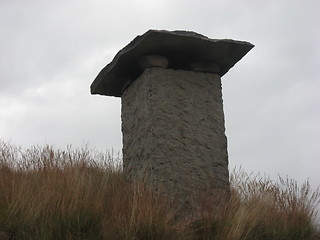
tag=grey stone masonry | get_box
[90,29,254,210]
[121,67,229,205]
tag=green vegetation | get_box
[0,140,319,240]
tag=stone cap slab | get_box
[91,29,254,97]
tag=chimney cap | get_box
[91,29,254,97]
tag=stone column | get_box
[91,30,254,209]
[121,66,229,206]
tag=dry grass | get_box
[192,169,320,240]
[0,140,319,240]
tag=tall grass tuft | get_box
[0,140,319,240]
[192,168,320,240]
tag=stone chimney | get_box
[91,30,253,209]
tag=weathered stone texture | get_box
[121,67,229,206]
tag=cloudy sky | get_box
[0,0,319,190]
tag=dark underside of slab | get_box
[91,29,254,97]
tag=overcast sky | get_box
[1,0,319,190]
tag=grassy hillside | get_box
[0,140,319,240]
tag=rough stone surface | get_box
[91,29,254,97]
[121,67,229,207]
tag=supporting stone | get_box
[138,55,168,69]
[189,60,221,73]
[90,29,254,211]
